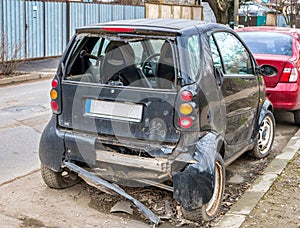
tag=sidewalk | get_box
[0,57,60,85]
[17,57,59,74]
[217,129,300,228]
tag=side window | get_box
[209,36,223,72]
[187,35,200,81]
[212,32,254,75]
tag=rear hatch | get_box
[58,84,180,143]
[254,54,293,87]
[57,31,180,144]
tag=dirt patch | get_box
[241,150,300,228]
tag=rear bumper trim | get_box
[63,161,160,225]
[96,149,170,173]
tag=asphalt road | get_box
[0,79,298,227]
[0,79,51,184]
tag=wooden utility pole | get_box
[234,0,239,26]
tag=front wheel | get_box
[293,110,300,125]
[182,153,225,222]
[249,111,275,159]
[41,164,81,189]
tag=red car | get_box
[237,26,300,124]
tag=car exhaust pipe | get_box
[63,161,160,225]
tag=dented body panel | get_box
[39,19,275,224]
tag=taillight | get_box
[102,27,134,33]
[181,90,193,101]
[50,78,60,114]
[178,90,194,129]
[280,62,298,82]
[51,101,59,112]
[179,103,193,115]
[178,116,193,129]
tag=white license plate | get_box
[86,99,143,122]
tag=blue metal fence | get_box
[0,0,145,60]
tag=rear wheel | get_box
[41,164,81,189]
[294,110,300,125]
[249,111,275,159]
[182,153,225,222]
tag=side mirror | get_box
[259,65,278,77]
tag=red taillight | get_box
[50,78,60,114]
[102,27,134,33]
[178,116,193,129]
[51,101,59,112]
[52,79,58,88]
[181,90,193,101]
[280,62,298,82]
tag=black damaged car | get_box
[39,19,276,224]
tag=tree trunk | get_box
[203,0,231,24]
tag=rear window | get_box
[239,32,293,56]
[63,34,177,89]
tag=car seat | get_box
[100,41,140,86]
[156,41,175,89]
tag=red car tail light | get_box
[181,90,193,101]
[177,90,195,129]
[102,27,134,33]
[178,116,193,129]
[51,101,59,112]
[280,62,298,83]
[50,78,60,114]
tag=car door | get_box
[209,31,259,154]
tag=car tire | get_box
[249,111,275,159]
[41,164,81,189]
[182,153,225,222]
[294,110,300,125]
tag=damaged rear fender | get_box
[173,132,224,210]
[39,115,65,172]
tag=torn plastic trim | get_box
[173,133,218,210]
[63,161,160,225]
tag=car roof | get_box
[236,26,300,38]
[76,18,208,35]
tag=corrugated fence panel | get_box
[124,5,135,20]
[45,1,67,56]
[135,6,145,19]
[26,1,44,58]
[112,5,125,21]
[69,2,85,36]
[99,4,113,23]
[3,0,25,60]
[0,1,145,61]
[85,3,99,26]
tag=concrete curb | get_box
[216,128,300,228]
[0,72,54,85]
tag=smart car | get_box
[39,19,276,224]
[237,26,300,124]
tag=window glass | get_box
[209,36,222,72]
[239,32,293,56]
[150,40,164,53]
[64,35,176,89]
[129,41,144,65]
[187,35,200,80]
[213,32,253,75]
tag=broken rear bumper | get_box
[40,118,219,218]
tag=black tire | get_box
[182,153,225,222]
[249,111,275,159]
[294,110,300,125]
[41,164,81,189]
